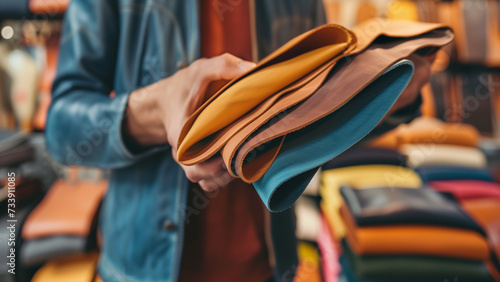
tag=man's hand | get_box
[123,53,255,192]
[387,53,436,115]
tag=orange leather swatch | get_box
[22,180,107,240]
[29,0,69,14]
[462,199,500,264]
[370,117,480,149]
[341,203,489,261]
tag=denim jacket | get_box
[45,1,419,281]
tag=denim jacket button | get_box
[164,220,176,231]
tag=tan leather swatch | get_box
[22,180,107,239]
[341,203,489,261]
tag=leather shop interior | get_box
[1,0,500,281]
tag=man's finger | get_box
[182,157,226,183]
[198,171,235,192]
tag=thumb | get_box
[208,53,256,81]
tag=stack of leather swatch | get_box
[20,180,106,266]
[176,19,454,212]
[415,162,500,280]
[320,149,421,241]
[371,117,487,168]
[319,147,421,281]
[338,185,496,281]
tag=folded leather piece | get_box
[416,165,495,183]
[176,19,452,212]
[402,144,487,168]
[340,186,484,234]
[462,199,500,268]
[22,180,107,240]
[21,236,87,266]
[341,203,489,260]
[320,165,422,239]
[322,148,407,170]
[341,239,493,282]
[369,117,480,149]
[429,180,500,201]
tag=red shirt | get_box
[178,1,273,282]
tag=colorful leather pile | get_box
[318,118,500,281]
[21,180,107,266]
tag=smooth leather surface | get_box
[462,199,500,267]
[402,144,487,168]
[22,180,107,239]
[340,186,484,234]
[416,165,495,183]
[322,148,407,170]
[320,165,422,239]
[429,180,500,201]
[341,203,489,260]
[369,117,480,149]
[341,239,492,281]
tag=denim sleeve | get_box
[45,0,168,169]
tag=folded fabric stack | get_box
[318,146,420,281]
[371,117,486,168]
[176,19,454,212]
[20,180,107,266]
[338,186,494,281]
[320,163,422,241]
[318,144,500,281]
[420,169,500,280]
